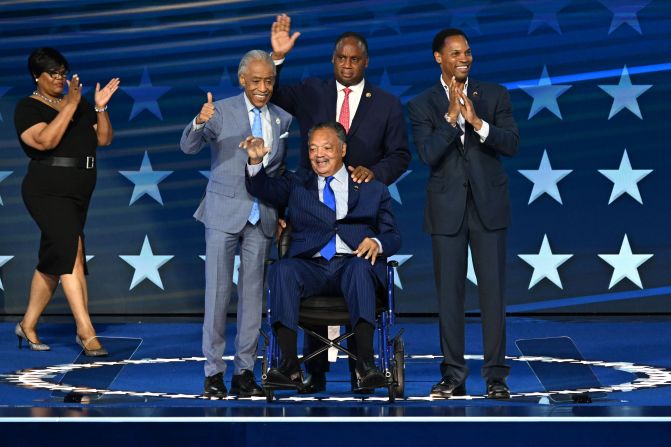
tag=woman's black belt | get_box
[33,156,95,169]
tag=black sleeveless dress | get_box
[14,97,98,275]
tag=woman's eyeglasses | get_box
[45,70,69,80]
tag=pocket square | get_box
[279,131,290,139]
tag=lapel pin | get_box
[365,92,371,98]
[353,185,360,190]
[472,91,479,98]
[275,117,280,124]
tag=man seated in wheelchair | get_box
[243,121,401,391]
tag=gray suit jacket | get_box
[180,92,292,238]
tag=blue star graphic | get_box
[378,69,412,104]
[388,254,412,289]
[598,234,652,289]
[199,171,210,180]
[121,67,171,121]
[388,170,411,204]
[0,171,12,206]
[200,254,241,285]
[518,150,572,204]
[600,0,651,34]
[519,0,571,34]
[444,0,488,35]
[598,65,651,119]
[0,255,14,291]
[119,151,173,205]
[0,87,11,122]
[519,234,573,289]
[519,65,572,119]
[598,149,652,204]
[366,4,402,34]
[120,235,174,290]
[200,69,239,101]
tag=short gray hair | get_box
[308,121,347,147]
[238,50,275,78]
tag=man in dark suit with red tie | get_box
[243,121,401,393]
[408,29,519,399]
[268,14,410,393]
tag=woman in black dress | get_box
[13,47,119,356]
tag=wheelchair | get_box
[260,226,405,402]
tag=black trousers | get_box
[431,191,510,383]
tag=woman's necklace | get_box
[32,90,63,104]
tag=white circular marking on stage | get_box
[3,354,671,402]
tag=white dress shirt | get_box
[335,79,365,128]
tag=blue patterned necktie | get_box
[248,108,262,225]
[321,176,336,260]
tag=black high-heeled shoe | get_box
[75,335,108,357]
[15,323,50,351]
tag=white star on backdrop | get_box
[388,170,411,204]
[200,254,241,285]
[0,255,14,291]
[119,151,173,205]
[598,149,652,204]
[519,65,572,119]
[518,150,572,204]
[518,234,573,289]
[600,0,651,34]
[121,67,171,121]
[598,234,652,289]
[598,65,652,119]
[0,171,12,205]
[120,235,174,290]
[388,254,412,289]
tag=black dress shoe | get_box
[204,372,227,398]
[486,379,511,399]
[350,372,374,395]
[230,369,265,397]
[354,360,386,391]
[430,375,466,399]
[265,358,304,390]
[299,372,326,394]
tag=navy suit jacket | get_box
[408,79,519,234]
[246,166,401,260]
[271,65,411,185]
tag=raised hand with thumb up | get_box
[196,92,215,124]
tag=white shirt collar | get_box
[336,78,365,94]
[320,164,349,184]
[440,75,469,95]
[243,94,269,114]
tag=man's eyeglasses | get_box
[45,70,68,80]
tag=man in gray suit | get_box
[180,50,292,398]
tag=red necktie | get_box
[338,87,351,133]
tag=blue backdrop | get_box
[0,0,669,315]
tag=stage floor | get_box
[1,316,671,418]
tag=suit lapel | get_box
[347,80,372,137]
[234,93,252,136]
[326,79,338,121]
[267,104,281,164]
[464,79,481,152]
[347,175,360,212]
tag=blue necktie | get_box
[248,108,262,225]
[321,176,336,260]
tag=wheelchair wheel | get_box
[393,338,405,398]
